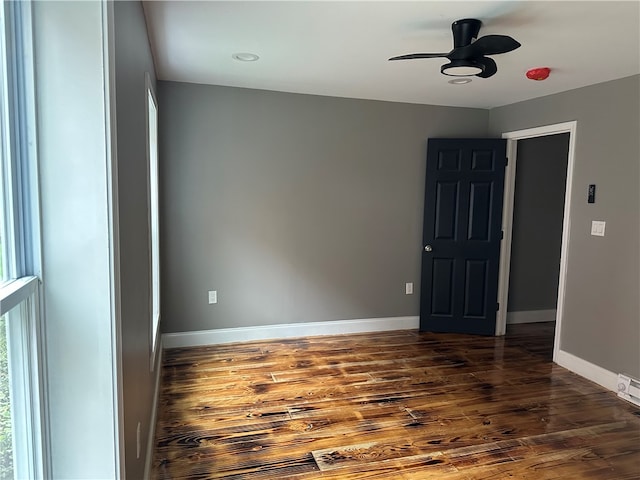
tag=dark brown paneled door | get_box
[420,138,507,335]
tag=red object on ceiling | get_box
[526,67,551,81]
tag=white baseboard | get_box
[143,338,163,480]
[507,309,556,324]
[554,348,619,393]
[162,316,420,348]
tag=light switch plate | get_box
[591,220,606,236]
[208,290,217,304]
[405,282,413,295]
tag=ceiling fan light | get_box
[441,61,484,76]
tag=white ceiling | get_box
[143,1,640,109]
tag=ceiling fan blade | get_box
[474,35,521,55]
[388,53,449,61]
[448,35,520,60]
[476,56,497,78]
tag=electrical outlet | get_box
[405,282,413,295]
[136,422,141,459]
[208,290,217,304]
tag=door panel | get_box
[438,150,462,171]
[420,138,506,335]
[468,182,492,240]
[434,182,459,240]
[471,149,495,171]
[464,259,487,317]
[431,258,455,315]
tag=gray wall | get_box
[113,2,158,478]
[158,82,488,333]
[490,75,640,378]
[508,134,569,312]
[34,2,119,477]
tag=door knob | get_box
[424,245,433,252]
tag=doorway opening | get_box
[496,121,577,364]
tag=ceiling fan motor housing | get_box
[452,18,482,48]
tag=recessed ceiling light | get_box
[448,78,472,85]
[232,52,259,62]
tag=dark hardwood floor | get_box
[151,323,640,479]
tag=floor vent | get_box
[617,374,640,407]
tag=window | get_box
[0,2,46,478]
[147,75,160,366]
[0,314,11,478]
[0,282,41,480]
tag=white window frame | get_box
[146,73,161,369]
[0,1,47,478]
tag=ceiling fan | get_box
[389,19,521,78]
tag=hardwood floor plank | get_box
[151,324,640,479]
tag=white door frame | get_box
[496,121,577,361]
